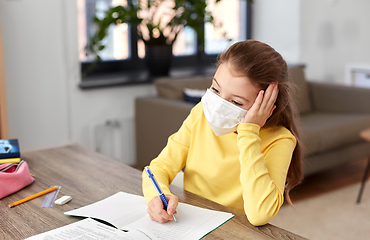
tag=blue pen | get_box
[144,166,177,222]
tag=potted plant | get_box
[85,0,229,76]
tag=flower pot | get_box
[145,44,173,76]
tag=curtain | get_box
[0,32,9,139]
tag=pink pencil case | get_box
[0,160,35,199]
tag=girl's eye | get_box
[211,87,219,94]
[232,100,242,106]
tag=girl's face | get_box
[210,62,260,111]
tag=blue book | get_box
[0,139,20,159]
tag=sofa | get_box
[135,65,370,176]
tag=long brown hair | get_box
[218,40,304,206]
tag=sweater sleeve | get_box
[142,104,201,203]
[236,123,296,226]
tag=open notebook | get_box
[27,192,234,240]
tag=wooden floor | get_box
[288,157,370,203]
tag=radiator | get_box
[89,118,136,166]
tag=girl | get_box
[142,40,303,226]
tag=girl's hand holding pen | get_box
[147,195,178,223]
[243,83,279,127]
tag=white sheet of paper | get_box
[25,218,159,240]
[64,192,234,240]
[65,192,148,228]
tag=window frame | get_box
[80,1,252,87]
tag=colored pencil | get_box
[8,186,58,208]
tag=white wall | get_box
[253,0,370,85]
[0,0,155,163]
[300,0,370,83]
[0,0,70,151]
[252,0,301,63]
[2,0,369,164]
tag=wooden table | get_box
[0,144,307,239]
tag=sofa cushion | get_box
[155,76,212,101]
[183,88,207,104]
[300,112,370,156]
[289,66,313,115]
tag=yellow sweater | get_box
[142,103,296,226]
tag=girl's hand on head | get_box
[147,195,178,223]
[243,83,279,127]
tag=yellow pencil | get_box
[8,186,58,208]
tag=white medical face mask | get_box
[201,89,247,136]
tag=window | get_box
[205,0,249,54]
[77,0,251,87]
[78,0,131,62]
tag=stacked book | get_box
[0,139,21,164]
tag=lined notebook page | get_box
[65,192,234,240]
